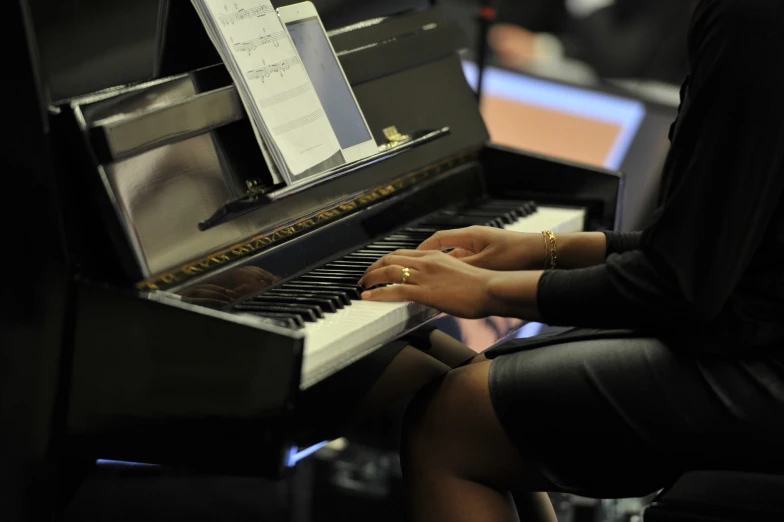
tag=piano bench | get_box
[643,471,784,522]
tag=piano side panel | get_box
[3,2,78,517]
[481,145,623,231]
[67,284,303,475]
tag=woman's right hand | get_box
[417,226,546,271]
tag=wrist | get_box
[485,270,544,320]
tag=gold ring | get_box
[401,267,411,284]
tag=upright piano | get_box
[4,2,622,518]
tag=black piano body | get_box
[3,3,622,520]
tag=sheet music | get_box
[194,0,342,179]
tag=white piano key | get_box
[504,206,586,234]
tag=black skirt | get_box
[485,329,784,497]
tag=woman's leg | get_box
[402,361,556,522]
[353,329,479,418]
[402,333,784,522]
[352,345,451,419]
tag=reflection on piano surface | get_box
[24,4,622,496]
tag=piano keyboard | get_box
[233,200,586,388]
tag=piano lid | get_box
[22,0,434,105]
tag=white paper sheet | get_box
[195,0,342,179]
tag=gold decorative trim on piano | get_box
[136,152,477,291]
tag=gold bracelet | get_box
[541,231,549,270]
[542,230,557,270]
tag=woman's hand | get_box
[359,249,545,321]
[359,250,496,319]
[417,226,545,271]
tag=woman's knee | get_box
[401,360,551,490]
[401,362,494,462]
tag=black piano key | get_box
[386,234,426,239]
[313,266,366,274]
[234,303,319,322]
[247,294,335,314]
[480,200,536,217]
[345,252,394,259]
[242,301,324,320]
[452,209,515,224]
[239,311,304,329]
[311,269,366,278]
[367,245,421,251]
[384,236,430,245]
[283,281,364,299]
[369,240,421,247]
[363,245,404,251]
[266,289,347,308]
[403,226,445,234]
[299,274,365,285]
[276,283,356,301]
[322,265,371,274]
[324,261,373,269]
[420,217,494,228]
[343,254,384,262]
[345,250,385,256]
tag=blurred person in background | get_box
[489,0,695,85]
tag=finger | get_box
[417,227,481,252]
[447,248,474,259]
[363,252,425,278]
[448,250,485,267]
[361,282,423,303]
[361,265,419,288]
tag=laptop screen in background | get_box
[462,61,646,171]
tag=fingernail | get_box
[357,279,364,287]
[361,291,372,300]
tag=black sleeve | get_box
[537,0,784,329]
[603,231,642,257]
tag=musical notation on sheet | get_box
[234,30,287,53]
[257,83,312,109]
[195,0,342,179]
[247,57,300,82]
[218,5,273,25]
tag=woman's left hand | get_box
[359,250,496,319]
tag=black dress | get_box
[486,0,784,496]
